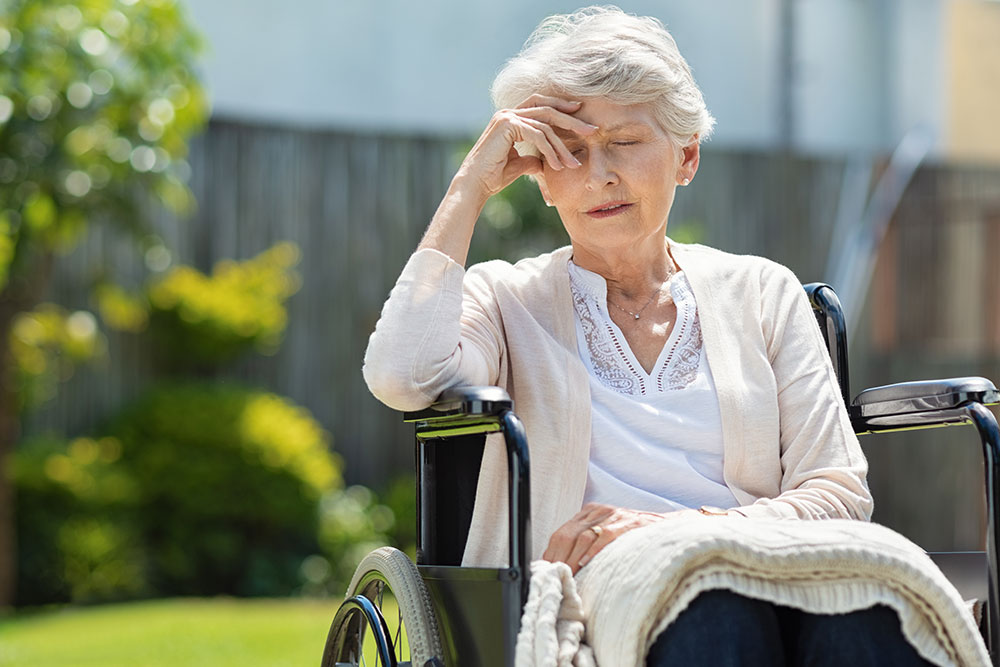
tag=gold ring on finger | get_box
[589,525,603,537]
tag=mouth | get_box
[586,201,633,218]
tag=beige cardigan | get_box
[363,241,873,567]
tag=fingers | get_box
[497,111,577,172]
[521,117,581,169]
[461,94,597,195]
[566,523,608,573]
[575,521,624,571]
[542,504,675,575]
[515,93,583,112]
[504,95,598,171]
[542,503,617,570]
[517,104,599,138]
[503,154,544,182]
[502,113,567,171]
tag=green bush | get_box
[146,242,301,367]
[14,435,144,605]
[95,242,303,370]
[110,383,338,597]
[14,384,343,604]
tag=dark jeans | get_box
[646,589,933,667]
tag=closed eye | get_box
[613,141,638,147]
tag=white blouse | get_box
[567,260,739,513]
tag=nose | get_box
[584,148,619,191]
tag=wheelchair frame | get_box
[806,282,1000,659]
[324,283,1000,667]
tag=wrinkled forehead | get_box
[554,120,659,143]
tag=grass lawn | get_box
[0,597,343,666]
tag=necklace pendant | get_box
[634,314,640,320]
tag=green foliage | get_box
[13,435,144,604]
[110,384,339,597]
[95,242,302,368]
[0,0,209,287]
[295,475,420,597]
[13,384,343,604]
[94,280,148,332]
[309,485,397,595]
[666,218,707,245]
[380,474,417,559]
[147,242,301,364]
[8,303,104,409]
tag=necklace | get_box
[607,262,676,320]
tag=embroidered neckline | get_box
[568,262,703,396]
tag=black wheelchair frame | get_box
[323,283,1000,667]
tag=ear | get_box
[677,136,701,186]
[534,174,554,207]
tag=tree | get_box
[0,0,208,608]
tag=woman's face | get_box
[536,98,698,259]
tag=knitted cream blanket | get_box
[514,518,990,667]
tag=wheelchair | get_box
[321,283,1000,667]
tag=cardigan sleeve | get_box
[736,263,874,521]
[362,249,505,411]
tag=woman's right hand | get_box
[456,94,598,200]
[417,94,596,265]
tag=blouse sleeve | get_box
[737,264,874,521]
[362,248,505,411]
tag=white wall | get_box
[182,0,944,154]
[793,0,945,154]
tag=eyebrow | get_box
[598,121,652,134]
[557,121,652,140]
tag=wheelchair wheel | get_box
[322,547,443,667]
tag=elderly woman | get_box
[364,7,935,666]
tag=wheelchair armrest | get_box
[403,386,512,428]
[850,376,999,432]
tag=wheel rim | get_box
[357,576,411,665]
[328,595,396,667]
[325,584,413,666]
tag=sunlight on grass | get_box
[0,598,340,667]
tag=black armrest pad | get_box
[403,386,512,423]
[851,376,999,418]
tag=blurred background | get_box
[1,0,999,660]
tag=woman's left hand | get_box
[542,502,699,575]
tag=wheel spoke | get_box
[394,606,403,661]
[358,614,367,667]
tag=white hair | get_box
[491,6,715,150]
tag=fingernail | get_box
[571,157,582,168]
[578,555,591,568]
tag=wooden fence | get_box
[27,118,1000,550]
